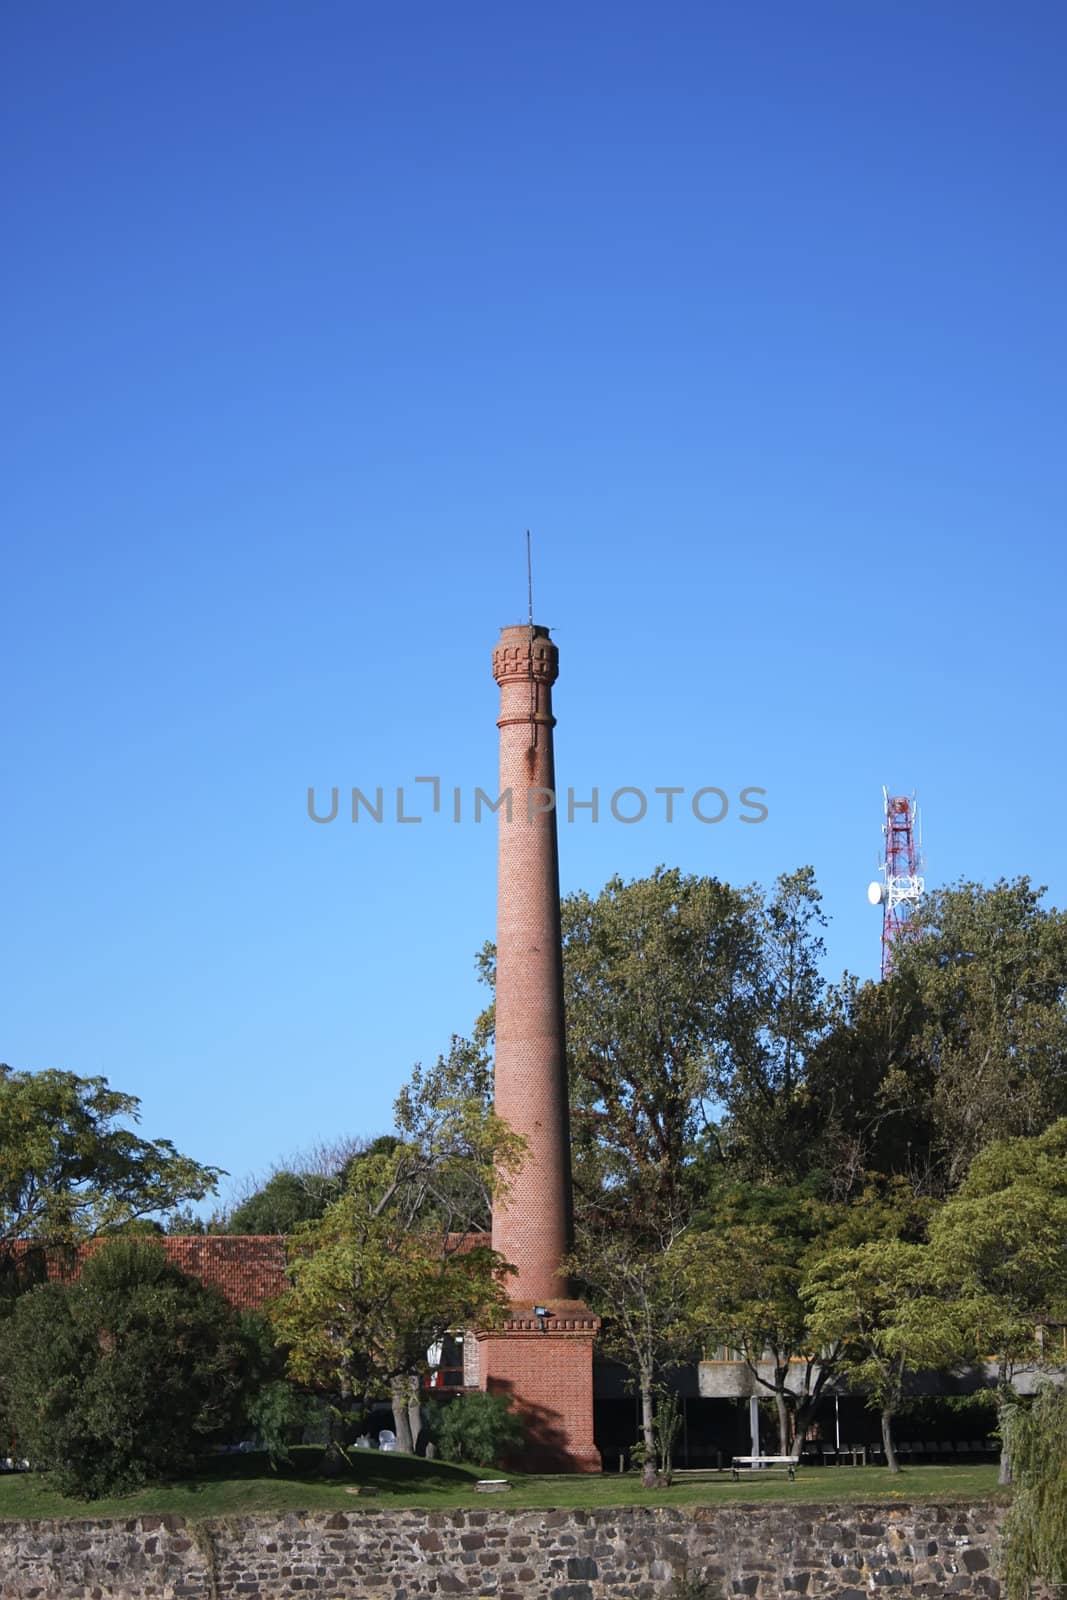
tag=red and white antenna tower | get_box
[867,789,925,978]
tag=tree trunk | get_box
[408,1385,423,1456]
[996,1366,1012,1486]
[881,1408,899,1473]
[792,1352,835,1452]
[640,1368,657,1487]
[773,1388,791,1456]
[792,1394,818,1456]
[391,1376,415,1453]
[322,1373,352,1476]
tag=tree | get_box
[682,1183,842,1456]
[1000,1383,1067,1600]
[802,969,937,1199]
[566,1218,695,1486]
[555,866,759,1226]
[164,1205,207,1234]
[214,1133,400,1236]
[898,878,1067,1186]
[479,866,833,1480]
[798,879,1067,1201]
[712,867,833,1185]
[392,1035,497,1234]
[802,1236,961,1472]
[0,1238,249,1497]
[0,1065,222,1269]
[226,1170,335,1235]
[927,1120,1067,1483]
[271,1155,512,1454]
[270,1061,523,1456]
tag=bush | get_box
[1001,1383,1067,1600]
[235,1311,313,1467]
[663,1572,723,1600]
[426,1391,524,1467]
[1,1239,250,1497]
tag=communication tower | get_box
[867,790,924,978]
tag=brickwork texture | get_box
[11,1238,288,1313]
[484,624,599,1471]
[491,624,572,1307]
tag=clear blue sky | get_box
[4,1,1065,1209]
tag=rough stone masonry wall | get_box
[0,1501,1016,1600]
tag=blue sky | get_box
[4,1,1065,1209]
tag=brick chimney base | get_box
[478,1306,601,1473]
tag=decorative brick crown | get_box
[492,624,559,687]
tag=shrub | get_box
[1001,1383,1067,1600]
[427,1391,524,1467]
[235,1310,313,1467]
[663,1572,723,1600]
[1,1238,250,1497]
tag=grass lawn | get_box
[0,1450,1005,1522]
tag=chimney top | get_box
[492,624,558,687]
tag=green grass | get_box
[0,1450,1005,1522]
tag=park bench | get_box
[731,1454,798,1482]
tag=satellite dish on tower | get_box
[867,881,886,906]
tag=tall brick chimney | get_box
[490,623,572,1302]
[477,623,600,1472]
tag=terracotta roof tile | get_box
[5,1231,492,1313]
[6,1236,288,1313]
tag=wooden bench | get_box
[731,1454,798,1482]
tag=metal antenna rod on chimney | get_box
[525,530,537,748]
[526,529,534,628]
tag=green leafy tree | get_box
[0,1239,248,1497]
[802,1236,962,1472]
[271,1161,512,1455]
[392,1036,497,1233]
[164,1205,207,1234]
[217,1134,402,1237]
[898,878,1067,1186]
[801,879,1067,1200]
[927,1119,1067,1483]
[480,866,830,1480]
[559,867,759,1226]
[1000,1383,1067,1600]
[682,1183,842,1455]
[803,970,935,1199]
[566,1219,695,1487]
[0,1065,222,1265]
[226,1170,335,1235]
[270,1070,523,1457]
[477,868,760,1229]
[712,867,833,1185]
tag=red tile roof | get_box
[156,1236,289,1311]
[7,1236,289,1313]
[6,1231,493,1314]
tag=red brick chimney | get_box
[477,623,600,1472]
[490,623,572,1301]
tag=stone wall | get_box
[1,1500,1010,1600]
